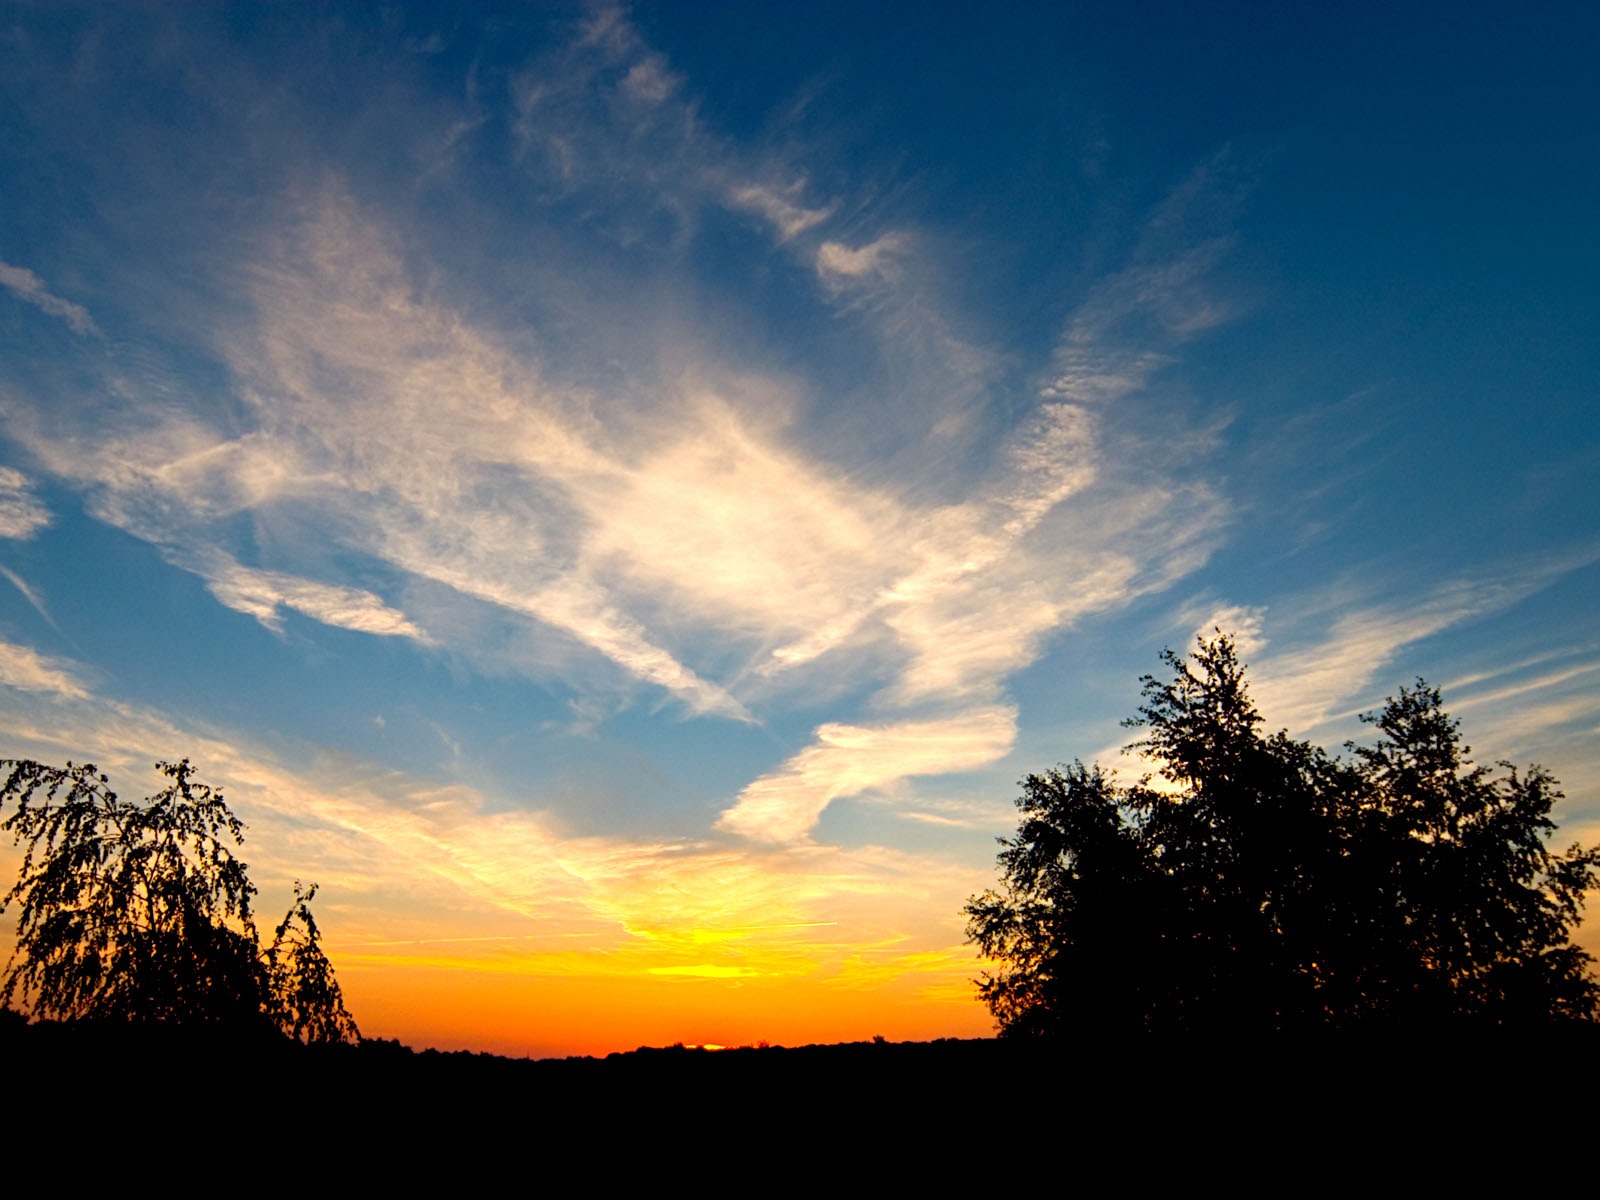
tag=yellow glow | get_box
[335,953,997,1060]
[648,965,763,979]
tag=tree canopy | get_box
[0,757,358,1043]
[965,635,1600,1037]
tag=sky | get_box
[0,1,1597,1057]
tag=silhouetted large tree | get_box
[965,636,1600,1036]
[0,757,358,1043]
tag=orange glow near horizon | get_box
[3,781,1593,1060]
[0,785,1007,1060]
[334,952,996,1060]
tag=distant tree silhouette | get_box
[0,757,359,1043]
[267,881,359,1044]
[965,635,1600,1037]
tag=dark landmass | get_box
[8,1010,1590,1185]
[8,1004,1594,1134]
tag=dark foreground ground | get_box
[6,1009,1593,1175]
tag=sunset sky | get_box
[1,2,1596,1057]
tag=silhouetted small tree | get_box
[268,881,360,1045]
[0,757,359,1043]
[965,635,1600,1037]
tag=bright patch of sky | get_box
[0,2,1596,1056]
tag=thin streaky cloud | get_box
[815,234,905,285]
[2,14,1241,862]
[200,555,432,642]
[1470,695,1600,759]
[0,565,67,640]
[717,706,1017,844]
[897,810,981,829]
[721,168,1245,839]
[1095,559,1599,783]
[1190,604,1268,657]
[0,638,88,700]
[1444,661,1600,716]
[728,183,835,241]
[1437,645,1599,697]
[621,54,679,106]
[0,467,51,540]
[15,170,1236,728]
[1251,565,1596,737]
[0,260,99,336]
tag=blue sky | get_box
[1,2,1596,1054]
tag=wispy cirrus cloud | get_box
[815,233,905,286]
[1440,656,1600,790]
[720,163,1240,839]
[512,1,834,259]
[1187,603,1269,657]
[0,638,87,700]
[0,260,99,336]
[0,566,59,634]
[1245,557,1595,736]
[13,166,1228,831]
[729,183,835,240]
[1077,563,1600,830]
[717,707,1018,844]
[1099,556,1600,787]
[0,467,51,540]
[14,190,755,721]
[201,555,431,641]
[0,8,1240,847]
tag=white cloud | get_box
[201,555,431,642]
[999,402,1099,533]
[1125,560,1593,755]
[1,13,1247,849]
[579,396,893,642]
[1041,346,1166,406]
[815,234,904,284]
[1444,656,1600,714]
[1039,236,1233,406]
[0,639,87,699]
[511,6,840,261]
[717,706,1017,844]
[1191,604,1268,657]
[622,55,678,105]
[0,566,56,633]
[10,174,1229,793]
[1094,564,1587,786]
[0,260,99,336]
[727,184,834,240]
[1247,573,1551,735]
[20,193,776,721]
[514,578,755,722]
[0,467,51,539]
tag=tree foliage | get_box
[0,757,359,1043]
[267,881,360,1046]
[965,636,1600,1037]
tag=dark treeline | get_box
[7,1009,1595,1160]
[8,1006,1594,1095]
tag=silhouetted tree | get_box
[268,881,360,1045]
[0,757,359,1043]
[965,635,1600,1037]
